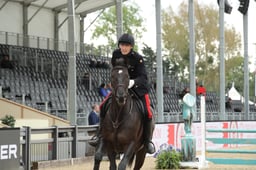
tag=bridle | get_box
[110,97,133,129]
[109,65,132,129]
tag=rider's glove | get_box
[128,80,135,89]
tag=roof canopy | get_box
[4,0,125,15]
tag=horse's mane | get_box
[113,57,128,68]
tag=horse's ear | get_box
[123,57,129,66]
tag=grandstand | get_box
[2,43,255,124]
[0,43,109,122]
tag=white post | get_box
[0,86,2,98]
[253,43,256,106]
[22,94,26,105]
[45,101,48,113]
[200,95,206,167]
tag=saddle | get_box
[128,89,145,118]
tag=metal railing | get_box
[161,111,256,123]
[20,125,98,170]
[0,31,112,57]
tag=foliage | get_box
[142,43,156,73]
[154,143,182,169]
[225,56,244,92]
[142,44,175,79]
[92,3,146,50]
[225,56,255,98]
[1,115,15,127]
[162,1,242,91]
[162,6,189,80]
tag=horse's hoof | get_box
[118,162,126,170]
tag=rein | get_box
[110,94,133,129]
[109,64,131,129]
[113,83,127,95]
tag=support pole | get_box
[116,0,123,39]
[155,0,163,122]
[219,0,225,120]
[80,15,85,54]
[54,11,59,51]
[243,13,249,120]
[188,0,196,119]
[23,2,29,47]
[67,0,77,125]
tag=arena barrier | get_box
[205,129,256,165]
[199,96,256,165]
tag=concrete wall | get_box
[0,98,69,127]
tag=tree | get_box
[142,44,174,84]
[92,3,146,50]
[225,56,255,101]
[162,1,241,91]
[225,56,244,92]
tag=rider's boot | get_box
[144,118,156,154]
[88,118,103,147]
[89,95,111,147]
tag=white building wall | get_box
[0,1,23,34]
[28,5,54,39]
[0,1,80,46]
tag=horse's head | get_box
[111,62,129,106]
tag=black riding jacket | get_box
[111,49,149,97]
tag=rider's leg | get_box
[89,94,110,147]
[88,112,104,147]
[141,94,156,154]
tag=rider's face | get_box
[119,43,132,55]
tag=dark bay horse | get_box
[93,58,153,170]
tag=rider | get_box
[90,33,155,154]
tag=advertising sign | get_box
[153,121,256,152]
[0,128,20,170]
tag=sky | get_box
[84,0,256,71]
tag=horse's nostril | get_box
[119,98,124,103]
[116,96,126,105]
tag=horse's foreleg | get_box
[93,139,104,170]
[133,148,147,170]
[93,159,100,170]
[108,152,117,170]
[118,142,135,170]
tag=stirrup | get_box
[147,141,156,154]
[88,135,99,147]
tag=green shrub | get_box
[155,150,182,169]
[1,115,16,127]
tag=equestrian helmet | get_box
[118,33,134,47]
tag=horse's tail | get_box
[128,154,135,167]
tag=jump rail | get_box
[206,129,256,165]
